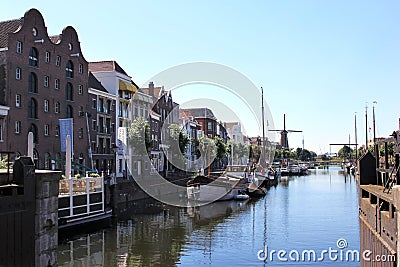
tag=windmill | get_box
[269,114,302,150]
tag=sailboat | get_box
[251,87,279,188]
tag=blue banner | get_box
[59,118,73,152]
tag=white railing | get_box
[58,176,104,219]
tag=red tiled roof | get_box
[0,18,23,48]
[140,86,163,99]
[89,61,129,76]
[89,61,139,89]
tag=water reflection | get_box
[58,168,359,266]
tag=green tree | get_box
[338,145,353,159]
[167,124,190,155]
[214,136,227,167]
[127,117,151,155]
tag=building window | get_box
[78,128,83,139]
[92,98,97,109]
[55,125,60,136]
[55,102,60,114]
[28,98,37,119]
[15,94,21,108]
[29,72,38,93]
[66,82,73,101]
[207,122,212,131]
[29,47,38,67]
[32,27,37,36]
[66,60,74,78]
[79,106,84,117]
[66,105,73,118]
[45,51,50,63]
[56,56,61,66]
[15,121,21,134]
[29,124,38,143]
[78,84,83,95]
[44,99,49,112]
[92,119,97,131]
[44,124,49,136]
[16,41,22,54]
[98,98,104,112]
[44,153,51,169]
[16,68,21,80]
[44,76,49,87]
[55,79,60,90]
[79,64,83,74]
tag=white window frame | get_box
[15,94,21,108]
[16,41,22,54]
[55,102,60,114]
[78,84,83,95]
[44,99,49,112]
[16,68,21,80]
[45,51,50,63]
[55,79,60,90]
[44,124,49,136]
[15,121,21,134]
[79,64,83,74]
[44,76,49,87]
[56,56,61,66]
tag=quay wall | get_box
[0,159,59,267]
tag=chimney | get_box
[149,82,154,97]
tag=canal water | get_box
[58,167,360,266]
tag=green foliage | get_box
[295,147,317,161]
[0,157,10,169]
[338,145,353,159]
[168,124,190,155]
[214,136,227,161]
[274,147,317,161]
[227,141,250,164]
[127,117,151,155]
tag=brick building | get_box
[0,9,90,169]
[140,82,178,174]
[180,108,218,138]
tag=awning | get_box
[119,80,138,93]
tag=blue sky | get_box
[1,1,399,153]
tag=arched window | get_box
[28,98,37,119]
[66,60,74,78]
[66,105,73,118]
[29,123,38,143]
[29,47,38,67]
[44,153,51,170]
[29,72,38,93]
[66,83,73,101]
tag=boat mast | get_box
[261,87,266,167]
